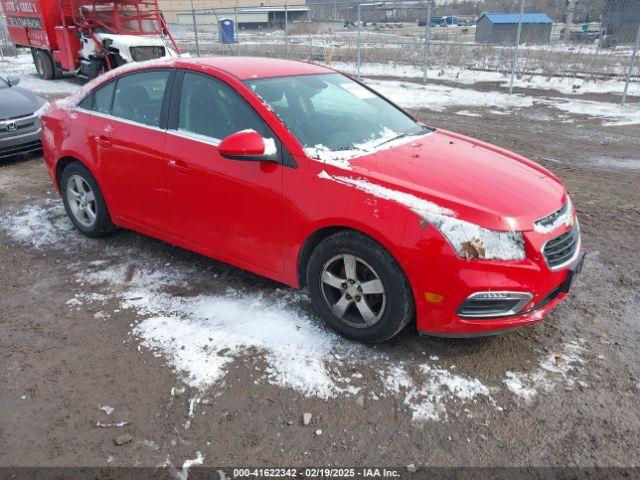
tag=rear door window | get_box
[94,81,115,114]
[111,70,170,127]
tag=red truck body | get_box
[2,0,60,50]
[1,0,179,78]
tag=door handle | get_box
[168,159,191,175]
[94,135,112,148]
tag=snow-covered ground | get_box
[0,200,590,422]
[0,53,81,95]
[329,61,640,97]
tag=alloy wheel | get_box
[66,175,97,228]
[319,254,386,328]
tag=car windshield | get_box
[245,73,428,151]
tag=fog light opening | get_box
[457,291,533,319]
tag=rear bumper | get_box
[0,128,42,158]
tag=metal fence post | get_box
[422,0,432,83]
[190,0,200,57]
[563,0,577,41]
[508,0,525,95]
[235,6,240,55]
[622,21,640,106]
[356,1,361,77]
[284,2,289,59]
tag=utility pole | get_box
[190,0,200,57]
[508,0,525,94]
[422,0,432,83]
[563,0,577,41]
[622,20,640,106]
[356,1,361,77]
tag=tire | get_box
[32,49,54,80]
[60,162,116,238]
[306,231,415,343]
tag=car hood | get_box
[346,129,567,231]
[0,86,44,120]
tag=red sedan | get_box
[41,57,583,343]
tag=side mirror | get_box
[218,130,278,163]
[7,75,20,87]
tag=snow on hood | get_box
[304,127,433,170]
[319,172,526,261]
[311,129,566,232]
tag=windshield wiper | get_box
[376,126,431,147]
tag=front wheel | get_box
[306,231,415,343]
[60,162,116,237]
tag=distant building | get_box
[603,0,640,44]
[475,13,554,45]
[159,0,309,28]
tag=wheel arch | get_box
[54,155,113,215]
[55,156,81,190]
[296,222,407,289]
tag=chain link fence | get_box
[162,0,640,105]
[1,0,638,104]
[0,9,18,59]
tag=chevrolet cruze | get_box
[41,57,583,343]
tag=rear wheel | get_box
[32,48,54,80]
[306,231,415,343]
[60,162,115,237]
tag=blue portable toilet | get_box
[219,18,235,44]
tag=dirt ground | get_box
[1,83,639,475]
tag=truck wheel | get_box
[306,231,415,343]
[33,49,54,80]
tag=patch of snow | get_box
[382,363,494,422]
[503,371,537,402]
[99,405,114,415]
[545,97,640,126]
[329,61,640,97]
[96,420,130,427]
[456,110,482,117]
[365,79,534,112]
[502,340,587,402]
[263,137,277,155]
[589,157,640,171]
[177,452,203,480]
[325,174,454,218]
[534,197,573,234]
[0,201,78,249]
[304,128,431,166]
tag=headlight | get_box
[430,216,526,261]
[33,102,50,117]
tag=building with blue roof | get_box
[475,12,555,45]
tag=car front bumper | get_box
[407,223,583,336]
[0,121,42,158]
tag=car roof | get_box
[174,56,335,80]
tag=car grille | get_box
[130,46,166,62]
[535,201,568,230]
[0,113,39,138]
[543,223,580,269]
